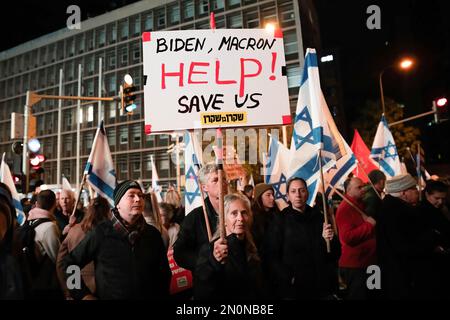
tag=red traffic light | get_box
[30,153,45,168]
[436,97,447,107]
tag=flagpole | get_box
[417,142,422,201]
[216,128,226,241]
[356,160,382,200]
[318,149,331,253]
[199,181,213,242]
[71,173,86,218]
[332,186,369,218]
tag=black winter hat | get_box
[113,180,142,207]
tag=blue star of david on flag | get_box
[185,166,201,205]
[383,141,398,160]
[272,173,288,202]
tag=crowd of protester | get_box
[1,165,449,300]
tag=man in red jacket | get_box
[336,177,377,300]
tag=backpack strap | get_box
[29,218,52,229]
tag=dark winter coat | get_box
[415,199,450,299]
[377,195,436,299]
[265,204,341,299]
[194,233,267,300]
[173,197,218,272]
[61,216,171,300]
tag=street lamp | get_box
[379,57,414,115]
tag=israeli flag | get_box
[0,153,26,225]
[370,115,402,178]
[184,132,203,215]
[84,121,117,207]
[289,48,347,205]
[62,175,72,191]
[265,135,291,210]
[323,137,357,199]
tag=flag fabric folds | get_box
[265,135,291,210]
[184,131,203,215]
[1,153,26,225]
[288,48,347,205]
[62,175,72,191]
[370,115,402,178]
[350,129,378,182]
[323,137,357,199]
[84,121,117,207]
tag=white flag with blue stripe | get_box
[370,115,402,178]
[265,135,290,210]
[323,137,357,199]
[84,121,116,207]
[0,153,26,225]
[184,131,203,215]
[289,48,347,205]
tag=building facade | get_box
[0,0,306,191]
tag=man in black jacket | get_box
[62,180,171,300]
[173,164,228,273]
[377,174,437,299]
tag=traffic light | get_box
[121,74,137,114]
[29,153,45,171]
[433,97,448,123]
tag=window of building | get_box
[119,126,128,144]
[64,135,72,155]
[132,16,141,35]
[109,101,117,119]
[86,55,95,75]
[286,64,300,88]
[119,20,129,40]
[87,80,94,96]
[107,50,116,69]
[156,9,165,29]
[280,3,295,27]
[84,132,94,153]
[132,43,141,62]
[131,124,141,144]
[86,32,94,50]
[212,0,225,10]
[132,161,141,173]
[227,0,241,8]
[110,24,117,43]
[107,127,116,146]
[197,0,209,16]
[284,30,298,56]
[244,10,259,28]
[228,13,242,28]
[144,13,153,31]
[168,4,180,24]
[98,28,106,47]
[87,105,94,122]
[261,6,277,26]
[183,1,194,20]
[67,38,75,56]
[120,46,128,65]
[108,75,116,94]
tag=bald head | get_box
[345,177,366,200]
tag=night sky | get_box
[1,0,449,161]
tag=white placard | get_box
[142,29,291,134]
